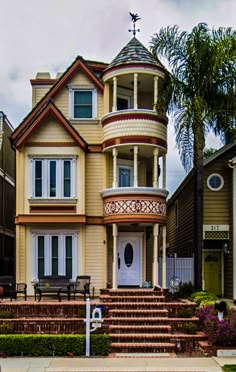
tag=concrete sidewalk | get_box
[0,356,236,372]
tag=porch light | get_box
[224,242,230,254]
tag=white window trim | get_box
[30,158,76,199]
[32,231,78,279]
[69,88,97,120]
[207,173,224,191]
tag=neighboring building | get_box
[0,111,15,276]
[167,141,236,300]
[11,36,170,296]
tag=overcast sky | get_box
[1,0,235,195]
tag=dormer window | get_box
[69,88,97,119]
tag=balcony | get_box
[101,187,168,224]
[102,109,168,151]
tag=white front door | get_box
[118,234,142,286]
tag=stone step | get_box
[109,309,168,317]
[100,295,165,303]
[110,342,176,353]
[109,324,171,334]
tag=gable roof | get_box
[12,99,88,151]
[168,140,236,205]
[12,56,104,142]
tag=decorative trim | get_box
[103,214,166,224]
[30,205,76,213]
[25,142,78,147]
[102,111,168,126]
[30,79,57,86]
[101,187,168,198]
[86,217,104,224]
[103,136,167,150]
[103,63,166,81]
[15,215,86,224]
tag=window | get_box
[31,158,76,198]
[117,159,134,187]
[70,89,97,119]
[207,173,224,191]
[33,232,77,279]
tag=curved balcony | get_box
[101,187,168,224]
[102,109,168,151]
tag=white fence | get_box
[158,254,194,289]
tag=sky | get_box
[1,0,235,195]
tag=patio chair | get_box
[10,283,27,301]
[73,275,91,301]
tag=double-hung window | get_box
[70,89,97,119]
[31,158,76,198]
[33,232,77,279]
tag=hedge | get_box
[0,334,110,356]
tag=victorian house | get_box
[11,35,169,296]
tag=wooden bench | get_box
[0,276,27,301]
[33,276,72,302]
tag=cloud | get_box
[0,0,234,192]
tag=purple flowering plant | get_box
[197,305,236,346]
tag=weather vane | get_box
[129,12,141,37]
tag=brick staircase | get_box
[100,289,205,353]
[0,289,207,355]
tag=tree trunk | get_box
[193,120,205,291]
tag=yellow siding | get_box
[85,153,105,215]
[28,118,74,143]
[85,225,107,295]
[33,87,52,106]
[16,225,26,283]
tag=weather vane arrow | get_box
[129,12,141,36]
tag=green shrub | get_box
[0,334,110,356]
[178,281,194,298]
[189,291,218,307]
[223,365,236,371]
[0,324,14,334]
[182,322,198,334]
[177,307,195,318]
[0,311,15,318]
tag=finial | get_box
[128,12,141,37]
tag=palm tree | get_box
[150,23,236,290]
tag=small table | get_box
[36,287,63,302]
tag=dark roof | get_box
[106,37,163,70]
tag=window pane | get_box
[64,161,71,197]
[74,91,92,104]
[65,236,72,278]
[74,106,92,118]
[51,236,58,276]
[38,236,44,278]
[35,161,42,197]
[119,168,131,187]
[49,161,56,197]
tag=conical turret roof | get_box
[105,37,163,71]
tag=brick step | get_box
[109,309,168,317]
[103,301,194,310]
[110,333,172,342]
[110,342,175,353]
[110,332,207,342]
[109,324,171,333]
[101,289,164,297]
[100,295,165,303]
